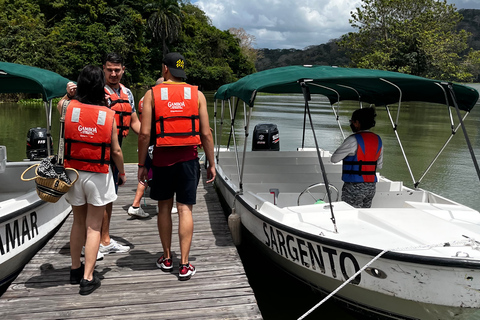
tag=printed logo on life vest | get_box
[263,222,361,284]
[168,101,185,112]
[78,125,97,135]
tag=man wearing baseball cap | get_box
[137,52,215,280]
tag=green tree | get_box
[339,0,473,81]
[464,49,480,81]
[0,0,254,90]
[228,27,259,69]
[145,0,183,58]
[46,0,148,84]
[0,0,62,72]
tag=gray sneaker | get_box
[127,206,149,218]
[99,239,130,254]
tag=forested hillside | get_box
[257,8,480,82]
[458,9,480,51]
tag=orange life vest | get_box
[138,96,144,122]
[105,84,132,137]
[64,100,115,174]
[152,82,201,147]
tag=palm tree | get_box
[145,0,183,58]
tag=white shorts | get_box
[65,167,117,206]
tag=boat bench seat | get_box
[371,190,427,208]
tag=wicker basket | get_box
[21,164,79,203]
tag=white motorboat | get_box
[0,62,71,288]
[213,65,480,319]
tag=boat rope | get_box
[297,248,389,320]
[297,237,480,320]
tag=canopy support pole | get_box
[445,83,480,183]
[417,120,466,185]
[385,105,417,187]
[301,99,307,149]
[380,78,418,187]
[214,100,226,164]
[337,84,363,109]
[417,84,468,185]
[309,83,345,139]
[300,81,337,233]
[227,99,242,189]
[44,100,53,156]
[213,99,219,161]
[239,104,252,192]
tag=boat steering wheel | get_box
[297,183,339,206]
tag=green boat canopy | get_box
[214,65,479,111]
[0,61,70,102]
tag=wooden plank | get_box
[0,164,261,319]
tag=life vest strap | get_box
[109,99,130,107]
[156,115,200,138]
[342,170,377,176]
[113,110,132,116]
[65,139,111,165]
[342,160,377,176]
[343,160,377,166]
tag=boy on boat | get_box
[331,107,383,208]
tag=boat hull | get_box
[215,167,480,320]
[0,162,71,288]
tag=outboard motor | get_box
[26,127,53,160]
[252,123,279,151]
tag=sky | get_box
[193,0,480,50]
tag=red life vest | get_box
[64,100,115,174]
[342,132,382,183]
[105,84,132,137]
[152,82,201,147]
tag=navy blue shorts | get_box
[150,158,200,205]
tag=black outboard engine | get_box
[26,127,53,160]
[252,123,279,151]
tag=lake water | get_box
[1,85,480,318]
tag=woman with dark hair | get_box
[331,107,383,208]
[57,65,126,295]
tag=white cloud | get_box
[194,0,480,50]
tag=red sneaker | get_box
[156,255,173,272]
[179,263,196,281]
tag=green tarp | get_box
[0,61,70,102]
[214,65,479,111]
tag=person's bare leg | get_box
[132,182,146,208]
[177,202,193,265]
[70,204,87,270]
[84,204,105,280]
[157,198,174,258]
[101,202,112,246]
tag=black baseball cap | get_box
[163,52,186,79]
